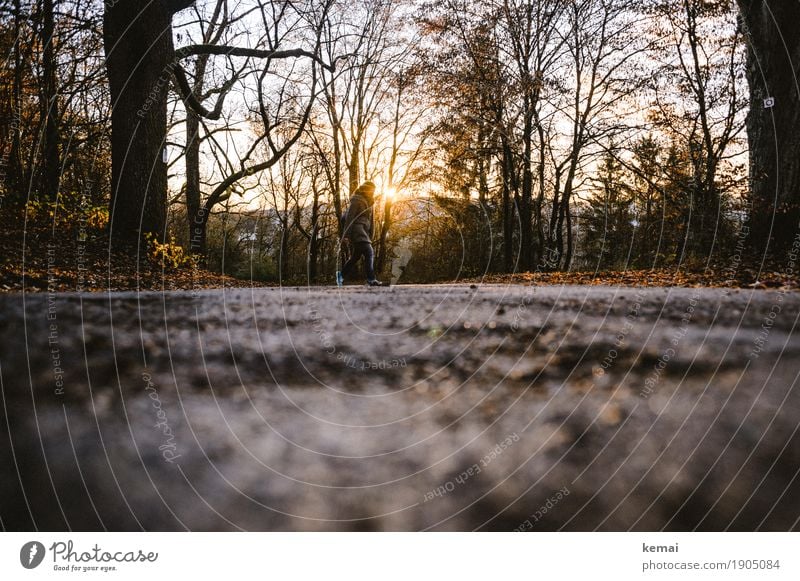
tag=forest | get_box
[1,0,798,286]
[3,0,800,539]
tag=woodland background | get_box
[1,0,798,288]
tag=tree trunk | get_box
[737,0,800,254]
[279,221,290,280]
[501,143,514,273]
[548,170,562,266]
[477,135,491,271]
[190,207,209,257]
[376,197,392,273]
[348,142,360,195]
[564,196,573,270]
[39,0,60,201]
[6,0,25,202]
[534,122,547,268]
[308,194,320,282]
[103,0,175,245]
[332,128,343,236]
[519,102,534,271]
[324,82,344,236]
[555,195,565,267]
[186,107,204,254]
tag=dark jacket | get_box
[343,192,373,244]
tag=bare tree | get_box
[421,0,516,270]
[170,0,335,255]
[650,0,746,259]
[374,67,429,271]
[545,0,648,270]
[102,0,333,248]
[175,0,250,254]
[496,0,567,270]
[313,0,412,219]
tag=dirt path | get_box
[1,284,799,530]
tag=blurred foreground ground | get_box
[1,285,799,531]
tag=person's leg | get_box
[363,243,376,282]
[336,238,351,285]
[341,243,365,280]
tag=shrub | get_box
[145,233,198,270]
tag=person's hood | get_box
[354,181,376,204]
[353,190,373,205]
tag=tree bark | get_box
[520,99,534,271]
[186,108,204,254]
[376,197,392,273]
[737,0,800,254]
[348,143,360,196]
[500,136,516,272]
[534,121,547,267]
[308,191,320,282]
[39,0,60,201]
[7,0,26,202]
[104,0,179,245]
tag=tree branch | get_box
[171,62,237,120]
[175,44,335,71]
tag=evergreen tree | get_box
[582,152,633,269]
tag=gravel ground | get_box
[1,284,799,531]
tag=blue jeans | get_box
[342,241,375,281]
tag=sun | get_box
[384,186,397,199]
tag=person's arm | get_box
[342,199,359,235]
[353,199,368,225]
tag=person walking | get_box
[338,181,386,286]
